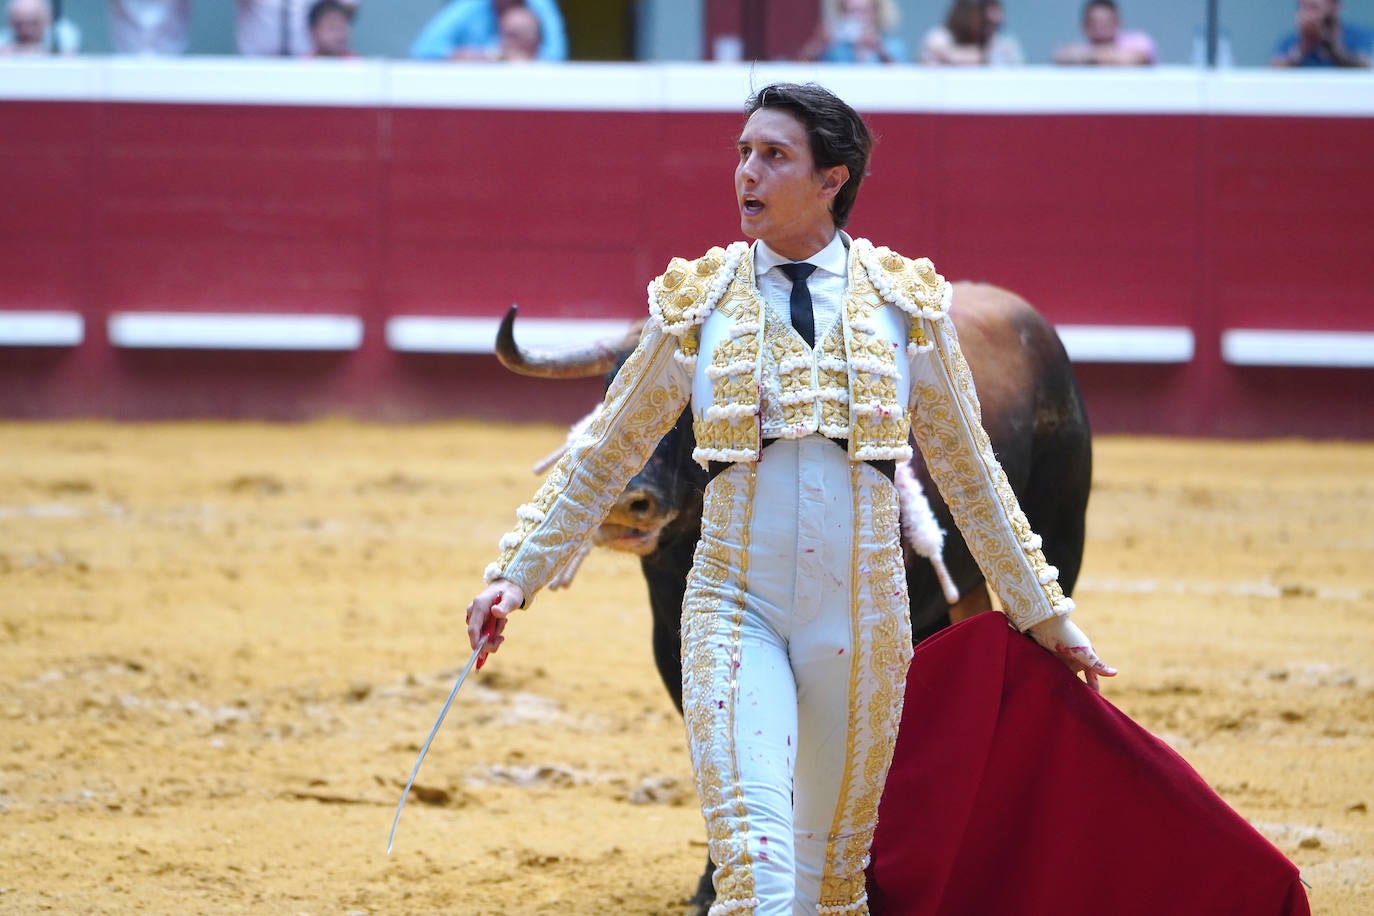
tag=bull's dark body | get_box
[504,283,1092,912]
[632,412,705,713]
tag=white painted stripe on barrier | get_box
[656,64,1203,114]
[108,313,363,350]
[1221,329,1374,368]
[656,63,839,112]
[386,315,632,354]
[1054,325,1195,364]
[656,63,954,113]
[1204,71,1374,119]
[388,61,662,111]
[389,316,1200,364]
[4,59,1374,118]
[38,310,1374,368]
[0,311,84,346]
[102,57,387,107]
[0,58,100,98]
[929,67,1207,114]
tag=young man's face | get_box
[1083,6,1120,44]
[735,107,848,261]
[311,10,351,56]
[498,7,540,60]
[1297,0,1338,33]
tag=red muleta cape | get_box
[867,611,1310,915]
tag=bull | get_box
[494,282,1092,913]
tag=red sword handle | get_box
[475,597,501,671]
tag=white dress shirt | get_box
[109,0,190,56]
[753,232,849,345]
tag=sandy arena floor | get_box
[1,421,1371,915]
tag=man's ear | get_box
[818,164,850,202]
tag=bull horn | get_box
[493,305,642,379]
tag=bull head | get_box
[493,306,698,561]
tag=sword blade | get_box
[387,632,488,854]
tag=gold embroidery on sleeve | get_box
[487,326,690,600]
[911,318,1072,630]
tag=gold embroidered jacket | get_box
[487,238,1073,631]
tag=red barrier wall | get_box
[1,64,1371,436]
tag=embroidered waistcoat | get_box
[649,238,950,469]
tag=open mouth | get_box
[741,197,764,217]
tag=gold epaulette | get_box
[860,243,951,318]
[647,243,748,335]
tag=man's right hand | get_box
[466,579,524,663]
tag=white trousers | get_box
[681,436,913,915]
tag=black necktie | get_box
[779,262,818,347]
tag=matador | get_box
[466,82,1114,916]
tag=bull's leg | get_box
[684,855,716,915]
[641,533,697,714]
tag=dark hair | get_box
[744,82,873,229]
[308,0,353,28]
[1083,0,1118,17]
[945,0,988,46]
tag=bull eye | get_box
[629,496,654,516]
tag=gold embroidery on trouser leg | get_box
[682,468,760,914]
[817,465,912,915]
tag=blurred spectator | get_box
[0,0,79,55]
[495,4,540,61]
[797,0,908,64]
[237,0,359,57]
[1270,0,1372,68]
[108,0,189,55]
[983,1,1024,65]
[1052,0,1155,66]
[448,2,539,60]
[919,0,991,65]
[307,0,355,57]
[409,0,567,62]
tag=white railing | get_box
[1,58,1371,117]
